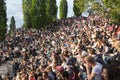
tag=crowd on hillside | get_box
[0,14,120,80]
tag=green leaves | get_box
[30,0,45,28]
[73,0,120,25]
[73,0,86,16]
[22,0,57,29]
[60,0,68,19]
[46,0,57,25]
[10,16,16,31]
[22,0,32,28]
[0,0,7,41]
[104,0,120,25]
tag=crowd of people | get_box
[0,14,120,80]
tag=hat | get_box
[56,66,64,72]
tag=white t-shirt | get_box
[92,62,103,80]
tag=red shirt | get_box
[30,77,36,80]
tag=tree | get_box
[22,0,32,28]
[10,16,16,31]
[46,0,57,25]
[59,0,68,19]
[0,0,7,41]
[30,0,46,28]
[23,0,57,28]
[73,0,86,16]
[103,0,120,25]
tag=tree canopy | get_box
[73,0,86,16]
[103,0,120,25]
[0,0,7,41]
[22,0,57,29]
[59,0,68,19]
[45,0,57,25]
[30,0,46,28]
[10,16,16,31]
[22,0,32,28]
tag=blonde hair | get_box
[46,66,52,72]
[85,56,95,64]
[114,41,120,52]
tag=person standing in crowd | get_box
[46,66,57,80]
[85,56,103,80]
[61,71,69,80]
[42,71,51,80]
[29,70,36,80]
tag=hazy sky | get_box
[6,0,74,28]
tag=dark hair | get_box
[42,71,48,76]
[0,75,2,80]
[103,61,120,80]
[108,60,120,66]
[38,72,42,76]
[62,71,69,79]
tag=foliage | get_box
[46,0,57,25]
[22,0,57,28]
[59,0,68,19]
[22,0,32,28]
[73,0,120,25]
[30,0,46,29]
[0,0,7,41]
[103,0,120,25]
[10,16,16,31]
[73,0,86,16]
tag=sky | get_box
[6,0,74,28]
